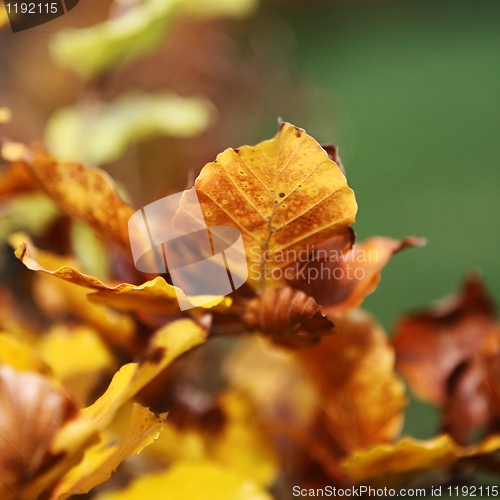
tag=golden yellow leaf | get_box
[39,325,117,407]
[84,318,207,430]
[94,461,272,500]
[341,435,460,486]
[208,391,278,487]
[148,390,278,487]
[15,238,228,315]
[176,121,357,292]
[52,404,166,500]
[341,433,500,487]
[225,337,320,430]
[0,333,52,377]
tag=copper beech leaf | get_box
[52,404,166,500]
[295,309,407,454]
[242,287,335,346]
[393,274,500,445]
[176,121,357,292]
[289,236,426,317]
[0,365,97,500]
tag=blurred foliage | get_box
[45,92,212,165]
[51,0,257,78]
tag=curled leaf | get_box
[0,365,96,499]
[15,239,229,314]
[341,433,500,487]
[341,435,461,486]
[52,404,166,500]
[11,235,135,347]
[177,121,357,292]
[290,236,426,317]
[242,286,335,346]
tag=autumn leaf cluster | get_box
[1,113,500,500]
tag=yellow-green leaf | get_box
[51,0,179,78]
[50,0,257,78]
[45,93,212,166]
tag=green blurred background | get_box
[1,0,500,442]
[279,0,500,440]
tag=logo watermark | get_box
[128,189,248,311]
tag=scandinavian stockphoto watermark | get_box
[247,245,375,284]
[3,0,79,32]
[128,189,248,311]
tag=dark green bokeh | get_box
[271,0,500,440]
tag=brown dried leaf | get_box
[242,287,335,346]
[290,236,426,317]
[393,274,500,445]
[176,121,357,292]
[296,310,407,454]
[394,274,498,405]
